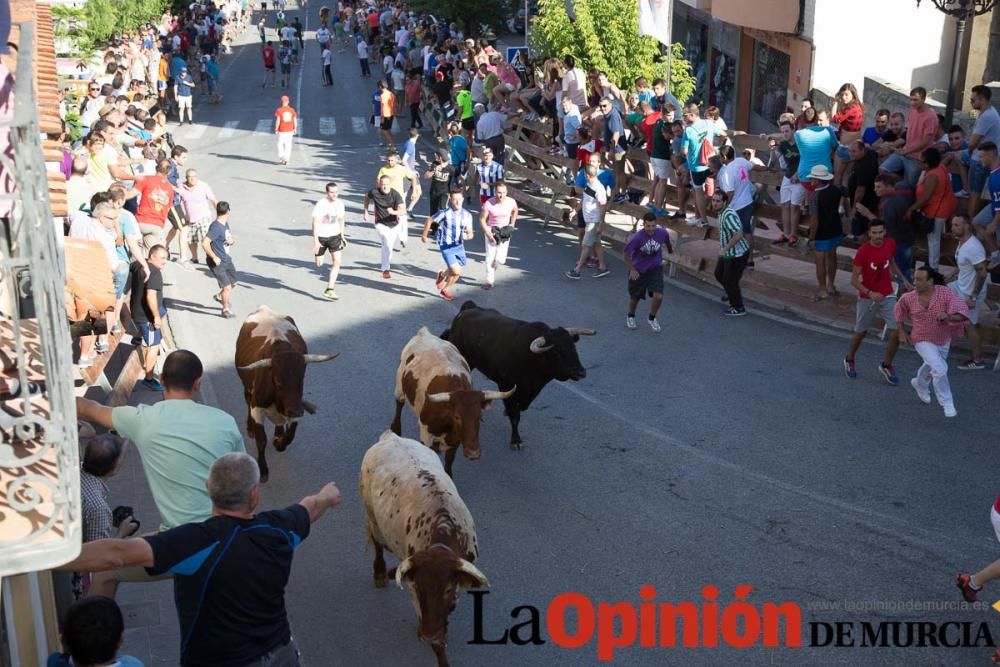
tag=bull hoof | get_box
[259,470,269,483]
[374,574,387,589]
[273,438,288,452]
[509,441,522,451]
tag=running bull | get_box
[391,327,514,476]
[440,301,594,448]
[235,305,338,482]
[360,430,489,667]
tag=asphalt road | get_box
[145,7,1000,666]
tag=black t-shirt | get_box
[144,504,311,667]
[810,185,844,241]
[777,140,800,179]
[429,161,454,195]
[432,80,452,106]
[128,261,161,323]
[880,191,916,246]
[368,188,404,227]
[848,149,879,211]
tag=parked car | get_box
[512,1,538,33]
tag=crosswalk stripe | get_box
[351,116,368,134]
[219,120,239,138]
[319,117,337,136]
[186,123,208,140]
[255,119,271,134]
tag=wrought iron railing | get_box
[0,21,81,576]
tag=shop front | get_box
[737,27,813,133]
[671,2,741,128]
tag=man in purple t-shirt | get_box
[623,212,673,332]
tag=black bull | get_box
[440,301,594,448]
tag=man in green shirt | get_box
[455,88,475,144]
[712,191,751,317]
[649,104,675,214]
[76,349,245,597]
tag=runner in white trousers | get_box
[478,182,518,289]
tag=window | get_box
[750,41,790,126]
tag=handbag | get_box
[492,226,514,242]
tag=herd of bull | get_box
[233,301,595,666]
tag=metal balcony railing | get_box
[0,21,81,576]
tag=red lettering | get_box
[546,593,595,649]
[596,603,637,661]
[762,602,803,647]
[701,584,719,647]
[638,585,656,647]
[658,602,700,647]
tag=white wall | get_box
[809,0,956,103]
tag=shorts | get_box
[628,267,664,301]
[112,263,129,300]
[734,203,753,234]
[651,158,671,180]
[380,116,394,130]
[137,310,166,347]
[581,220,601,247]
[210,258,239,288]
[157,80,167,92]
[854,295,898,332]
[177,95,192,110]
[168,205,188,230]
[961,150,989,195]
[814,235,843,253]
[575,208,585,230]
[502,82,516,92]
[316,234,346,254]
[779,177,806,206]
[972,204,1000,245]
[440,242,467,268]
[186,217,211,244]
[280,62,291,74]
[835,144,850,161]
[138,222,165,249]
[948,282,985,325]
[461,117,475,131]
[691,168,710,189]
[265,64,275,71]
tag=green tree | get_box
[408,0,512,36]
[531,0,695,102]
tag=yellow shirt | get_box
[377,164,414,198]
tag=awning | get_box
[711,0,799,34]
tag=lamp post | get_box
[916,0,998,125]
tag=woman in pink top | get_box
[894,265,969,417]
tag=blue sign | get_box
[506,47,528,66]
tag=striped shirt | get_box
[432,207,473,246]
[893,285,969,345]
[718,207,750,258]
[476,161,505,198]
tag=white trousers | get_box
[484,236,510,284]
[277,131,294,162]
[375,223,401,270]
[914,340,953,409]
[397,212,408,245]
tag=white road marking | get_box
[319,117,337,135]
[351,116,368,134]
[219,120,240,138]
[185,123,208,140]
[255,119,272,134]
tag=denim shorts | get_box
[814,235,843,252]
[440,242,467,268]
[112,263,129,299]
[835,144,850,161]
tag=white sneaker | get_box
[684,218,698,227]
[694,219,709,229]
[648,317,662,333]
[626,315,637,330]
[943,405,957,418]
[910,378,932,404]
[954,189,968,198]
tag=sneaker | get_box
[671,210,686,219]
[843,358,857,379]
[957,574,980,603]
[565,269,582,280]
[592,268,611,278]
[648,317,661,333]
[323,288,338,300]
[747,261,756,270]
[213,292,224,304]
[77,355,95,369]
[684,217,698,226]
[694,219,709,229]
[944,405,958,418]
[612,193,627,204]
[724,307,747,317]
[440,289,455,301]
[771,236,789,246]
[954,189,968,198]
[221,309,236,319]
[130,335,141,346]
[141,378,165,392]
[878,363,899,386]
[382,270,392,279]
[720,294,729,303]
[957,359,986,370]
[110,324,123,335]
[434,271,447,290]
[95,341,109,354]
[910,378,932,404]
[626,315,637,330]
[483,282,494,290]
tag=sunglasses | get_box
[89,87,100,92]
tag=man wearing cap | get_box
[174,66,196,125]
[806,164,845,301]
[274,96,298,165]
[476,106,507,166]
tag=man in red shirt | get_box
[843,219,912,384]
[261,40,276,88]
[128,160,176,248]
[274,95,297,165]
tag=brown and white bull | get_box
[234,306,338,482]
[360,430,489,667]
[391,327,513,477]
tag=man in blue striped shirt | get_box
[422,189,475,301]
[470,147,505,206]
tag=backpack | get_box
[696,127,715,167]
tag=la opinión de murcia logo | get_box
[468,585,998,661]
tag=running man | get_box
[274,95,297,165]
[312,182,347,300]
[363,175,406,279]
[423,189,474,301]
[479,181,517,289]
[470,146,504,207]
[201,202,239,319]
[566,165,611,279]
[278,39,293,88]
[376,151,421,247]
[261,40,276,87]
[624,212,673,332]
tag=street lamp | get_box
[916,0,998,125]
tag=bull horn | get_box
[565,327,596,336]
[529,336,553,354]
[395,556,414,589]
[426,392,451,403]
[455,559,489,588]
[237,359,273,372]
[482,386,516,401]
[303,353,340,364]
